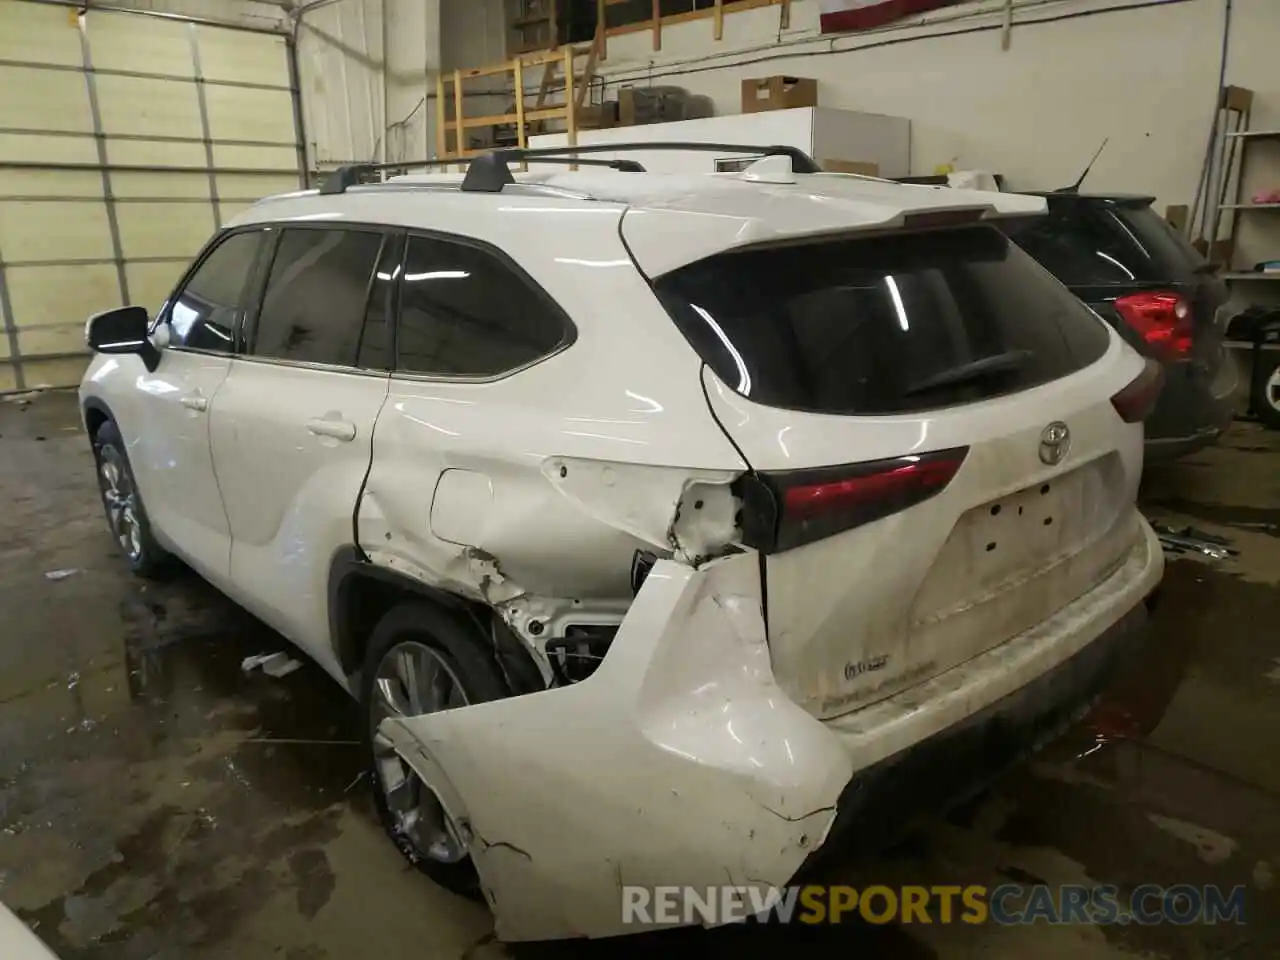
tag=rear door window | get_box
[654,225,1110,415]
[250,228,385,367]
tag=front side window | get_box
[166,230,264,353]
[250,228,385,367]
[396,235,570,377]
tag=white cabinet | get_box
[527,106,911,177]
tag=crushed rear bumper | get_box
[381,517,1163,942]
[796,588,1154,876]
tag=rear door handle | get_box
[180,395,208,412]
[306,417,356,442]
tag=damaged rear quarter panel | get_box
[356,198,746,612]
[381,552,851,941]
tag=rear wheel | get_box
[360,602,508,896]
[1252,355,1280,430]
[91,420,170,577]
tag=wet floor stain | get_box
[2,391,1279,959]
[1145,499,1280,538]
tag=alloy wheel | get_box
[370,641,470,864]
[98,445,143,562]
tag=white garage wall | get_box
[429,0,1277,211]
[296,0,516,173]
[295,0,441,172]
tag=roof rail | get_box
[458,142,822,193]
[319,155,645,195]
[319,142,822,196]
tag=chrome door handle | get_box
[306,418,356,442]
[180,395,208,412]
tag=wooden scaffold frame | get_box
[435,30,603,168]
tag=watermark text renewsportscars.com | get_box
[622,884,1248,927]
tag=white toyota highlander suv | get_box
[79,144,1165,941]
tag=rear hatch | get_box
[646,223,1151,720]
[1006,197,1230,385]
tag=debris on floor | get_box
[43,568,81,581]
[241,651,304,678]
[1149,521,1238,560]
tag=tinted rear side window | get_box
[396,235,569,377]
[655,226,1110,415]
[252,228,385,366]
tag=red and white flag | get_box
[819,0,959,32]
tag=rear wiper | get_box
[902,349,1032,397]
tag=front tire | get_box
[359,601,509,896]
[91,419,170,578]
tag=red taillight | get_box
[739,448,968,554]
[1111,358,1164,423]
[1113,291,1193,360]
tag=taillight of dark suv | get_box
[1113,291,1194,362]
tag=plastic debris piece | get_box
[44,568,81,581]
[241,651,304,678]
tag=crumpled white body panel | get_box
[381,513,1163,941]
[382,552,851,941]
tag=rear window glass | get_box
[1113,205,1208,281]
[1009,202,1207,285]
[654,225,1110,415]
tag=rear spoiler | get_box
[625,182,1048,277]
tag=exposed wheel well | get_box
[83,402,110,439]
[328,551,546,695]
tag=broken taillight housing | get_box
[738,447,968,554]
[1110,358,1165,423]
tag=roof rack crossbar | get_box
[320,142,821,195]
[320,156,646,195]
[460,141,823,193]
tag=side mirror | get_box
[86,306,160,371]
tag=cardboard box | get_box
[823,158,880,177]
[741,75,817,114]
[579,102,618,130]
[618,87,691,127]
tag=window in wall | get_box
[166,230,264,354]
[251,228,385,367]
[396,235,569,377]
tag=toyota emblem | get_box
[1039,422,1071,465]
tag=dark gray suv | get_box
[1006,192,1237,461]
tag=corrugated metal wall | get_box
[0,0,303,392]
[295,0,385,171]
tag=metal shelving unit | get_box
[1204,87,1280,280]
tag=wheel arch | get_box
[327,548,545,694]
[82,396,114,438]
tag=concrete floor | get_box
[0,390,1277,960]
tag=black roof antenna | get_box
[1056,138,1109,194]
